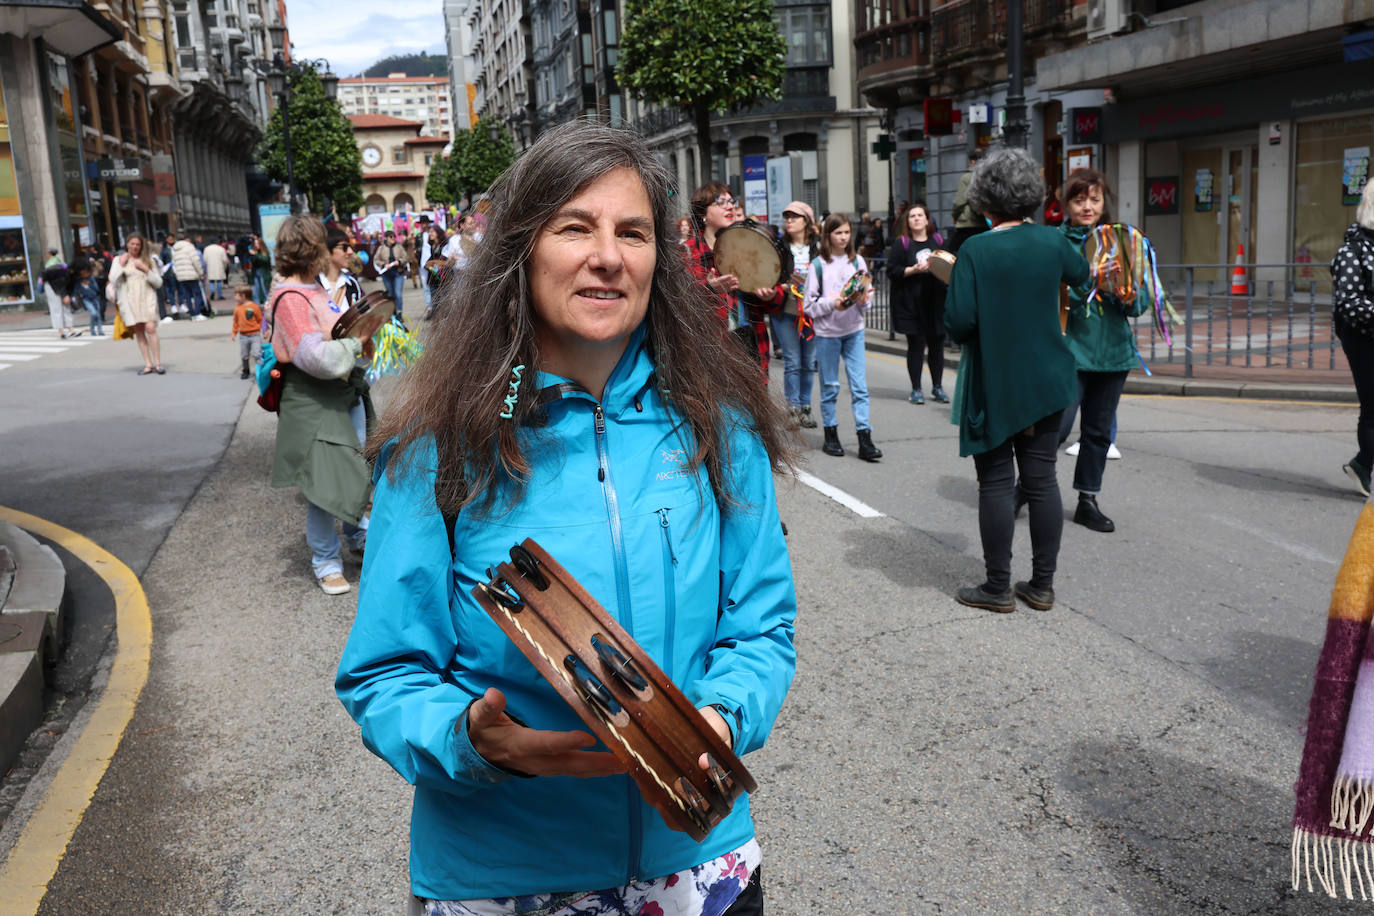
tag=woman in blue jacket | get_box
[337,121,798,915]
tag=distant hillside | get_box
[362,52,447,78]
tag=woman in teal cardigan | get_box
[944,147,1089,614]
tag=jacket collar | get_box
[535,323,654,417]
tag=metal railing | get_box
[863,262,1345,378]
[931,0,1069,65]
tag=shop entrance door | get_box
[1221,144,1258,286]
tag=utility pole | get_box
[1004,0,1029,149]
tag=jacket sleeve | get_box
[886,239,907,281]
[804,259,835,321]
[1333,245,1371,319]
[336,442,514,797]
[952,172,972,224]
[684,425,796,755]
[943,247,978,344]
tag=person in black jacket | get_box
[40,254,80,339]
[887,202,948,404]
[1333,180,1374,496]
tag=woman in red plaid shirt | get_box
[682,182,782,374]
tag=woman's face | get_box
[703,191,737,233]
[330,240,352,271]
[127,237,143,258]
[428,227,441,244]
[529,168,656,361]
[676,218,691,239]
[829,222,851,252]
[906,207,928,235]
[782,211,808,243]
[1068,185,1105,227]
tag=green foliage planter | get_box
[618,0,786,182]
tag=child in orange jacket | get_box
[230,285,262,379]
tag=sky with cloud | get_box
[285,1,447,78]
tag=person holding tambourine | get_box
[337,121,797,916]
[682,182,778,371]
[886,202,949,406]
[769,201,820,428]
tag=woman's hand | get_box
[906,262,930,275]
[833,294,850,311]
[752,286,775,301]
[697,705,732,770]
[708,272,739,294]
[466,687,626,779]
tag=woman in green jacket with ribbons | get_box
[944,147,1089,614]
[1057,168,1152,533]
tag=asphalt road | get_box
[1,328,1368,913]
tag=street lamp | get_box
[263,24,337,213]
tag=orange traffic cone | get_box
[1230,244,1249,296]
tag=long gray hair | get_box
[372,119,796,516]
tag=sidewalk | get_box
[863,329,1358,403]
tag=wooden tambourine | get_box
[714,219,789,292]
[927,250,956,285]
[330,289,395,343]
[472,540,757,841]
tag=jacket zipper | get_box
[656,508,678,679]
[592,403,641,881]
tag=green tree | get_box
[618,0,786,183]
[257,67,363,216]
[453,124,516,196]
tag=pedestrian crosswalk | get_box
[0,328,109,372]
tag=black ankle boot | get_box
[1073,494,1115,533]
[856,428,882,461]
[240,358,250,379]
[822,426,844,457]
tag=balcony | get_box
[930,0,1069,68]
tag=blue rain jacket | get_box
[336,326,797,900]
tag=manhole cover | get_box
[0,620,21,647]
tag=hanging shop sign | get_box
[1144,176,1180,216]
[89,157,149,181]
[1067,147,1093,172]
[923,98,954,136]
[1070,108,1102,144]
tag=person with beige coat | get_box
[107,232,166,375]
[203,239,230,300]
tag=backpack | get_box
[256,289,311,413]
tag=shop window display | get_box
[1294,113,1374,295]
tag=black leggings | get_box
[904,312,945,390]
[722,866,764,915]
[972,411,1064,591]
[1338,319,1374,469]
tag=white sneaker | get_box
[160,316,173,324]
[317,573,350,595]
[1106,443,1122,460]
[1065,441,1081,456]
[192,314,208,322]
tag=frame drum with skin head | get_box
[927,250,956,285]
[713,220,789,292]
[330,289,395,342]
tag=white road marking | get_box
[0,332,108,370]
[1207,513,1338,565]
[0,352,43,361]
[795,470,886,518]
[0,363,10,370]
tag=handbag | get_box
[112,309,128,340]
[256,289,309,413]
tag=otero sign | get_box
[90,158,148,181]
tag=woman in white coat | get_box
[107,233,166,375]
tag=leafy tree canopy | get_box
[426,124,516,207]
[362,52,447,79]
[618,0,786,174]
[257,67,363,215]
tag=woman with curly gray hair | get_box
[944,147,1090,614]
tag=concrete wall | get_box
[1142,140,1182,264]
[1254,118,1292,288]
[3,38,65,258]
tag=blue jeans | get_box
[179,278,206,316]
[305,399,369,578]
[209,279,224,300]
[252,272,270,306]
[383,271,405,317]
[771,314,816,409]
[815,330,870,430]
[83,299,102,335]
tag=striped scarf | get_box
[1293,499,1374,899]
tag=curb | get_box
[863,331,1357,403]
[0,522,66,779]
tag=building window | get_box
[393,147,407,164]
[774,5,831,67]
[1294,113,1374,294]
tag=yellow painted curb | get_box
[0,506,151,914]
